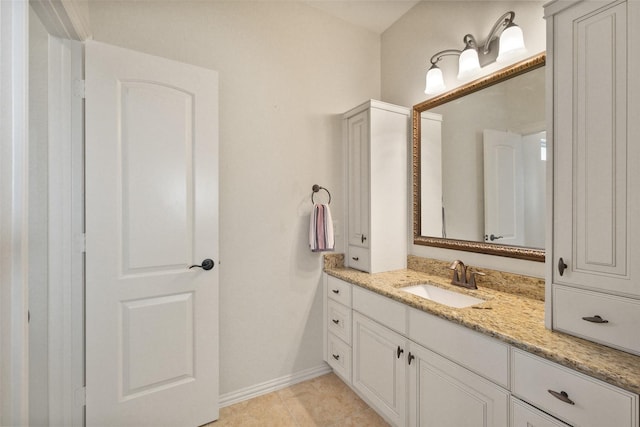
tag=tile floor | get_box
[207,372,389,426]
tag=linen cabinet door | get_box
[408,343,508,427]
[352,312,407,427]
[550,0,640,298]
[346,109,370,250]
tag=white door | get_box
[483,129,525,246]
[85,41,219,426]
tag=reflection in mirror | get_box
[413,54,545,261]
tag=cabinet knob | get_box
[332,354,340,361]
[558,257,568,276]
[332,319,340,325]
[582,315,609,324]
[548,389,575,405]
[396,346,404,359]
[352,256,359,261]
[332,289,340,294]
[361,235,367,244]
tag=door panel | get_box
[86,41,219,426]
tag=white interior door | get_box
[483,129,524,246]
[85,41,219,426]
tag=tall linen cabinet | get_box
[545,0,640,355]
[343,100,409,273]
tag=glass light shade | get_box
[425,66,446,95]
[457,48,480,80]
[496,24,526,62]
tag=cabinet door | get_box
[552,0,640,297]
[352,312,406,426]
[346,110,370,248]
[408,342,509,427]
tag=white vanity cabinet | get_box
[322,274,639,426]
[344,100,409,273]
[545,0,640,355]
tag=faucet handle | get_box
[468,270,486,289]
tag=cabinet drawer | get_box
[327,299,351,344]
[352,286,407,334]
[512,349,638,427]
[326,276,352,307]
[408,308,510,388]
[553,285,640,355]
[511,397,570,427]
[347,245,370,272]
[327,332,351,383]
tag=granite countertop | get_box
[324,264,640,396]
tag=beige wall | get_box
[88,0,380,396]
[382,1,547,277]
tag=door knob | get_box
[189,258,215,271]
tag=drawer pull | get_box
[548,389,575,405]
[558,257,568,276]
[332,354,340,361]
[582,315,609,324]
[332,319,340,325]
[361,235,367,243]
[396,346,404,359]
[332,289,340,294]
[352,257,359,261]
[408,352,415,365]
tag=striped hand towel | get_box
[309,203,335,252]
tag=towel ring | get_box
[311,184,331,204]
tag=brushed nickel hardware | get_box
[397,346,404,359]
[311,184,331,204]
[469,271,486,288]
[548,389,575,405]
[582,315,609,324]
[449,259,483,289]
[332,354,340,361]
[558,257,568,276]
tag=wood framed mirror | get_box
[413,53,546,262]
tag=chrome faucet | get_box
[449,260,485,289]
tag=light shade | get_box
[425,65,446,95]
[496,24,526,62]
[457,47,481,80]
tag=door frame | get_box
[47,36,85,426]
[1,1,29,424]
[1,2,87,425]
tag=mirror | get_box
[413,53,545,262]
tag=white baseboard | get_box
[219,364,332,408]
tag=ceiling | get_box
[302,0,420,34]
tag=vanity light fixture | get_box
[424,11,526,95]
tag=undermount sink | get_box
[400,284,485,308]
